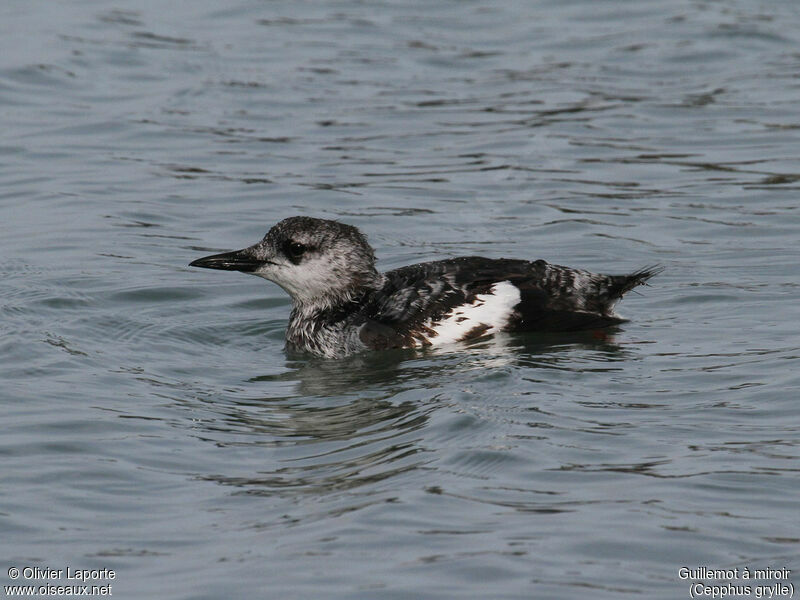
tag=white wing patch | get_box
[419,281,521,347]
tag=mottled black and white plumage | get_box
[190,216,662,358]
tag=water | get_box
[2,0,799,598]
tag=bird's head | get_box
[190,216,383,308]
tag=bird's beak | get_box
[189,247,263,273]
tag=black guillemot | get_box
[190,216,662,358]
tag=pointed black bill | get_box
[189,249,262,273]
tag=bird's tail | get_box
[605,264,664,305]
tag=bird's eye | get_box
[285,240,307,260]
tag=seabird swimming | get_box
[189,216,662,358]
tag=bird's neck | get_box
[289,271,384,321]
[286,282,379,355]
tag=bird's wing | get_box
[358,257,527,349]
[358,257,661,348]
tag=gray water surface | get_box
[2,1,799,598]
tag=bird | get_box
[189,216,662,358]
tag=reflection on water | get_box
[182,332,638,502]
[200,397,431,496]
[253,328,632,396]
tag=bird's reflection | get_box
[251,327,630,397]
[190,329,632,496]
